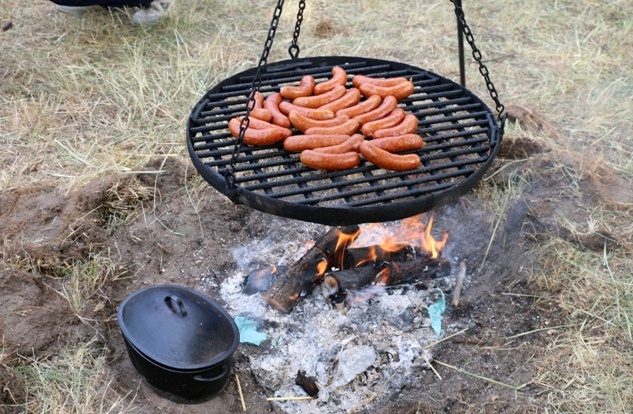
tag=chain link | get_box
[226,0,287,189]
[450,0,505,120]
[289,0,306,59]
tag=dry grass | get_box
[1,0,632,412]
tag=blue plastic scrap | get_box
[427,290,446,339]
[235,316,267,346]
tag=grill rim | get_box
[186,56,502,226]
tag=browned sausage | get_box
[353,95,398,125]
[361,108,406,138]
[228,117,292,146]
[368,134,425,153]
[358,80,415,101]
[352,74,411,88]
[300,150,361,171]
[335,95,382,118]
[372,114,419,138]
[279,101,335,120]
[279,75,315,100]
[247,91,273,121]
[289,111,349,133]
[305,119,360,136]
[293,85,346,108]
[319,88,361,113]
[232,115,288,130]
[313,66,348,95]
[314,134,365,154]
[283,134,350,153]
[360,141,421,171]
[264,92,291,128]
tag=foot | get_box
[55,5,100,13]
[131,1,171,25]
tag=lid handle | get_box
[164,295,187,317]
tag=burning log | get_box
[264,225,360,313]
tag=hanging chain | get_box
[288,0,306,59]
[226,0,287,189]
[450,0,505,121]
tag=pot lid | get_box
[118,285,239,370]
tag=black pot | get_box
[117,285,239,404]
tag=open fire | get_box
[244,214,451,313]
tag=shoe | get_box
[55,5,100,13]
[131,1,171,25]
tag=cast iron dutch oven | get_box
[117,285,239,403]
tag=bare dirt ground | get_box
[2,129,630,413]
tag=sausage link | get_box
[228,118,292,146]
[361,108,406,138]
[313,66,348,95]
[300,150,361,171]
[283,134,350,153]
[368,134,425,153]
[314,134,365,154]
[305,119,360,136]
[279,101,335,120]
[353,96,398,125]
[279,75,315,100]
[359,80,415,101]
[264,93,291,128]
[360,141,421,171]
[335,95,382,118]
[232,115,287,130]
[352,75,411,88]
[373,114,419,138]
[289,111,349,133]
[319,88,361,113]
[293,85,346,108]
[247,91,272,121]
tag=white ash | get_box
[216,219,453,414]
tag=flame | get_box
[317,259,328,276]
[420,215,448,259]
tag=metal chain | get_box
[226,0,287,189]
[450,0,505,120]
[288,0,306,59]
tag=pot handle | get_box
[193,364,229,383]
[164,295,187,317]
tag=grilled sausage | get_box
[289,111,349,133]
[305,119,360,136]
[293,85,347,108]
[360,140,421,171]
[368,134,425,152]
[232,115,288,130]
[352,74,411,88]
[280,75,315,100]
[300,150,361,171]
[228,117,292,146]
[358,80,415,101]
[361,108,406,138]
[313,66,348,95]
[247,91,273,122]
[279,101,335,120]
[373,114,419,138]
[264,92,291,128]
[335,95,382,118]
[319,88,362,113]
[353,95,398,125]
[283,134,350,153]
[314,134,365,154]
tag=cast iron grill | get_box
[187,56,502,225]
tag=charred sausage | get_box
[289,111,349,133]
[305,119,360,136]
[360,140,421,171]
[283,134,350,153]
[280,75,316,100]
[300,150,361,171]
[361,108,406,138]
[372,114,419,138]
[293,85,347,108]
[335,95,382,118]
[313,66,348,95]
